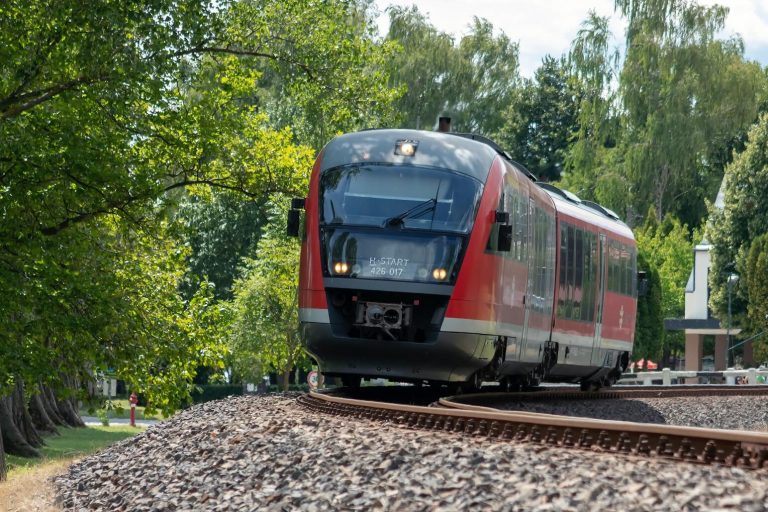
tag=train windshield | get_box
[319,165,483,233]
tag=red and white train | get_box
[290,127,638,390]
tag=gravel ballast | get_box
[55,394,768,511]
[490,395,768,431]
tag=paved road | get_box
[81,416,161,427]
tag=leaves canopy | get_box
[385,7,520,134]
[0,0,398,407]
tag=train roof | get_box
[542,184,634,240]
[320,129,499,183]
[322,128,631,235]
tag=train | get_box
[289,123,640,391]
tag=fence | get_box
[618,367,768,386]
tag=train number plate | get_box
[367,257,409,277]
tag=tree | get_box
[0,0,399,474]
[709,113,768,321]
[228,199,307,389]
[495,55,581,181]
[558,11,627,214]
[745,234,768,364]
[633,251,664,362]
[176,192,269,302]
[635,208,696,362]
[385,7,520,135]
[615,0,764,226]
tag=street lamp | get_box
[727,273,739,368]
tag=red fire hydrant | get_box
[129,392,138,427]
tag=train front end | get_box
[295,129,499,384]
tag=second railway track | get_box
[298,387,768,470]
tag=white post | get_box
[748,368,757,385]
[662,368,671,386]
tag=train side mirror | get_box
[287,197,305,237]
[287,209,301,237]
[637,271,648,297]
[494,210,512,251]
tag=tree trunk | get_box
[55,396,85,428]
[0,396,40,458]
[11,382,43,448]
[28,392,59,435]
[0,420,6,482]
[41,385,67,426]
[282,370,290,391]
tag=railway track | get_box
[298,388,768,470]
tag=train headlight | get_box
[395,139,419,156]
[432,268,447,281]
[333,262,349,274]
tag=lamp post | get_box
[726,273,739,368]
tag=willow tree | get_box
[615,0,764,226]
[385,7,520,135]
[558,11,627,214]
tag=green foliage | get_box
[190,384,243,404]
[0,0,401,416]
[176,192,269,301]
[385,7,519,135]
[635,207,696,357]
[228,198,307,386]
[745,234,768,364]
[558,12,626,212]
[616,0,764,225]
[633,251,664,360]
[562,1,766,226]
[496,56,581,181]
[709,113,768,324]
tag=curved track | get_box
[298,388,768,470]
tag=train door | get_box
[521,197,535,360]
[592,233,607,364]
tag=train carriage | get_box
[290,127,637,390]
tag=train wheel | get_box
[579,380,599,392]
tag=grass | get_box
[78,398,166,421]
[1,425,144,511]
[6,425,142,474]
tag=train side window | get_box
[631,247,638,297]
[566,224,576,318]
[572,227,583,320]
[557,223,569,318]
[581,231,596,321]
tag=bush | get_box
[190,384,243,404]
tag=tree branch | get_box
[170,46,315,80]
[0,75,109,119]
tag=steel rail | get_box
[299,391,768,470]
[442,386,768,405]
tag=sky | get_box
[373,0,768,77]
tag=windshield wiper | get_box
[384,198,437,227]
